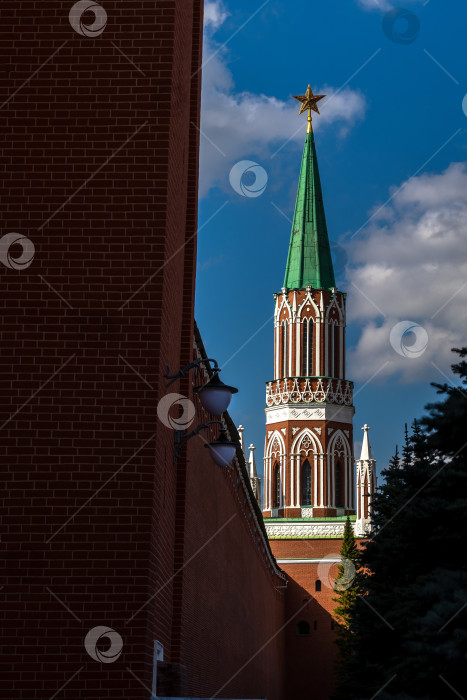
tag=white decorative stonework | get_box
[272,437,280,451]
[314,427,322,435]
[265,404,354,425]
[268,430,273,438]
[344,430,349,438]
[280,428,286,435]
[265,521,358,538]
[355,520,372,537]
[301,434,312,450]
[266,377,353,407]
[292,427,300,435]
[301,508,314,519]
[328,428,334,435]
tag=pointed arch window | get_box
[273,462,281,508]
[334,324,340,378]
[281,320,288,377]
[335,460,343,508]
[301,318,314,376]
[329,321,335,377]
[302,459,312,506]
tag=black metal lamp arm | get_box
[165,358,220,388]
[173,420,224,463]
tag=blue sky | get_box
[195,0,467,478]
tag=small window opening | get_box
[297,620,310,636]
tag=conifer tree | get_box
[334,347,467,700]
[401,423,412,469]
[422,346,467,457]
[332,516,361,699]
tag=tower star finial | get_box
[293,84,326,133]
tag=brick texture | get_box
[270,538,367,700]
[0,2,286,698]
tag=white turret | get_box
[355,424,377,536]
[248,443,258,479]
[248,443,261,506]
[360,424,372,461]
[238,425,247,461]
[237,426,261,506]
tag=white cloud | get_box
[346,162,467,383]
[204,0,229,30]
[199,5,366,197]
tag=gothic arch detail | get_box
[275,295,292,323]
[328,429,351,458]
[265,430,286,511]
[297,290,321,321]
[324,296,344,322]
[266,430,286,458]
[291,428,322,456]
[328,429,351,510]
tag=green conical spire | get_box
[283,130,335,290]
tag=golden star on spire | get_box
[293,84,326,132]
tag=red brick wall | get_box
[0,4,288,699]
[270,537,367,700]
[0,1,204,697]
[176,332,286,700]
[183,422,286,700]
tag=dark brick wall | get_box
[182,358,286,700]
[0,2,203,697]
[0,3,287,699]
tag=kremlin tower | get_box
[259,85,377,700]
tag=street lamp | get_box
[166,357,238,414]
[204,425,239,468]
[194,371,238,415]
[173,421,240,467]
[165,358,239,466]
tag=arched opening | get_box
[334,324,340,377]
[329,321,335,377]
[296,620,310,636]
[281,320,288,377]
[335,460,343,508]
[301,318,314,376]
[273,462,281,508]
[315,580,322,592]
[301,459,312,506]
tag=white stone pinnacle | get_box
[248,443,258,479]
[360,424,372,461]
[237,425,246,461]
